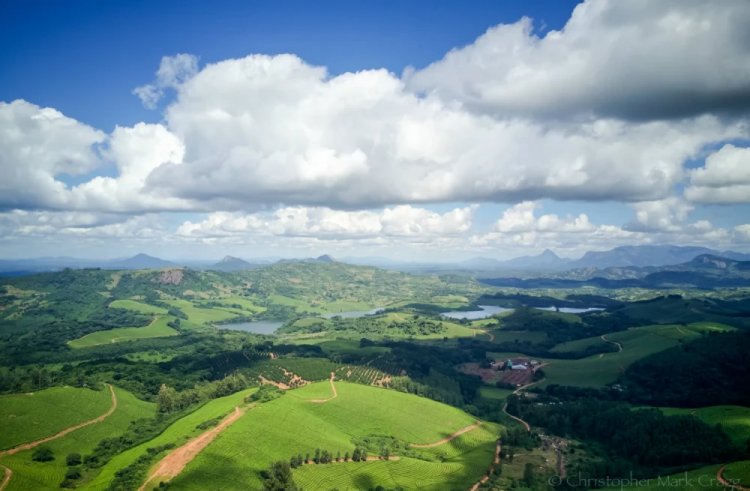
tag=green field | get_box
[67,316,178,348]
[606,460,750,490]
[478,386,515,402]
[0,386,114,450]
[490,324,701,388]
[168,381,500,490]
[163,298,239,325]
[658,406,750,444]
[109,299,168,315]
[1,386,156,491]
[213,296,266,313]
[82,388,256,490]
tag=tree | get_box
[261,461,298,491]
[32,446,55,462]
[523,463,536,488]
[157,384,179,413]
[66,453,82,466]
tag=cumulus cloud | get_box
[407,0,750,120]
[133,54,199,108]
[685,144,750,204]
[176,205,476,241]
[627,197,694,232]
[144,53,742,209]
[0,100,105,211]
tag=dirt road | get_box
[0,384,118,491]
[0,384,117,458]
[501,378,546,432]
[410,421,482,448]
[600,334,623,352]
[717,465,750,491]
[139,406,246,491]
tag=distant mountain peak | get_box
[316,254,335,263]
[211,255,252,271]
[539,249,560,258]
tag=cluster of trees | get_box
[288,446,371,469]
[156,373,250,413]
[622,331,750,407]
[105,444,175,491]
[510,393,745,478]
[261,461,299,491]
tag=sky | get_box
[1,0,749,261]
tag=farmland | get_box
[67,316,178,348]
[658,406,750,444]
[167,381,500,490]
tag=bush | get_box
[32,446,55,462]
[66,453,82,466]
[65,467,82,479]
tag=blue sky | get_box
[1,0,749,261]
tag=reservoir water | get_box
[218,320,284,334]
[442,305,514,320]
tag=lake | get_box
[218,320,284,334]
[322,308,384,319]
[442,305,514,320]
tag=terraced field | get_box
[0,386,155,491]
[67,316,179,348]
[606,460,750,490]
[167,382,500,490]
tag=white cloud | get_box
[0,100,105,210]
[134,54,199,108]
[176,205,476,241]
[407,0,750,120]
[685,144,750,203]
[71,123,191,212]
[628,197,694,232]
[144,54,742,209]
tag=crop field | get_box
[83,388,256,490]
[1,386,155,491]
[658,406,750,444]
[67,316,178,348]
[0,386,113,450]
[478,386,515,402]
[489,329,549,344]
[108,299,168,315]
[168,381,499,491]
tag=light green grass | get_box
[0,386,113,450]
[321,300,374,312]
[1,386,155,491]
[658,406,750,444]
[169,382,499,491]
[213,296,266,313]
[82,388,257,490]
[163,299,238,325]
[67,316,178,348]
[109,299,168,315]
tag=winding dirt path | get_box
[501,378,546,432]
[468,441,501,491]
[717,465,750,490]
[139,406,246,491]
[600,334,623,352]
[0,465,12,491]
[0,384,117,491]
[0,384,117,458]
[309,372,337,403]
[410,421,482,449]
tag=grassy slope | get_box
[170,382,499,491]
[658,406,750,444]
[82,388,256,490]
[490,325,702,388]
[109,299,167,315]
[0,386,113,450]
[162,299,238,325]
[606,460,750,490]
[1,386,155,491]
[68,316,178,348]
